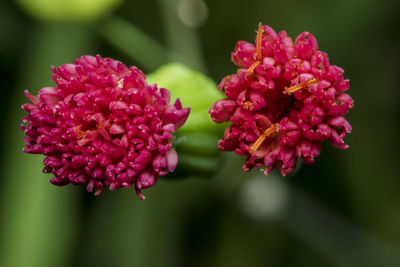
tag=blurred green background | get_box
[1,0,400,266]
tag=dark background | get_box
[1,0,400,266]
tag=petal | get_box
[295,32,318,59]
[166,149,178,172]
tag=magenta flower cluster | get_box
[22,55,190,199]
[210,24,353,175]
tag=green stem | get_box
[97,16,168,71]
[158,0,207,73]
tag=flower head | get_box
[210,24,353,176]
[22,55,190,199]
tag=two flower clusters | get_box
[21,24,353,199]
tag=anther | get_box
[249,124,278,154]
[247,23,264,76]
[255,23,264,61]
[283,77,319,95]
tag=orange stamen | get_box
[73,125,86,139]
[256,23,264,61]
[247,61,261,75]
[76,131,86,139]
[249,124,278,154]
[283,77,319,95]
[246,23,264,76]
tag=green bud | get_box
[16,0,122,23]
[147,63,224,176]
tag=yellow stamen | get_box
[117,78,124,88]
[246,23,264,76]
[283,77,319,95]
[249,124,278,154]
[242,101,254,111]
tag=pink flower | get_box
[210,24,353,176]
[21,55,190,199]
